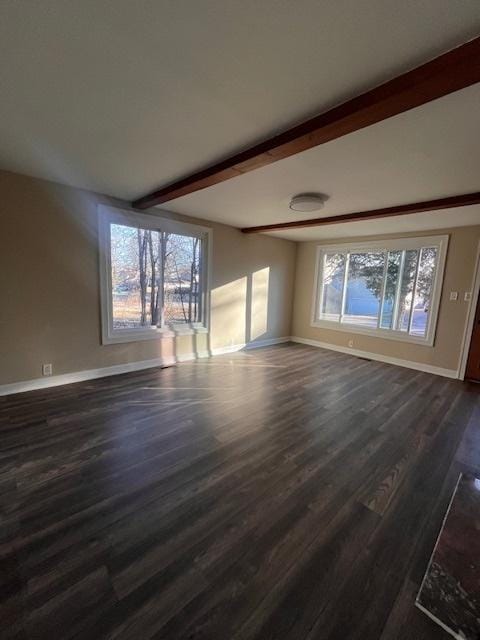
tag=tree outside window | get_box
[110,224,202,329]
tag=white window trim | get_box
[311,235,449,347]
[99,204,212,345]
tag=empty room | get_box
[1,3,480,639]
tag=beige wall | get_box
[0,170,296,386]
[2,167,477,387]
[292,226,480,372]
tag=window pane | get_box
[110,224,161,329]
[163,233,202,324]
[320,253,345,321]
[314,239,443,342]
[396,249,419,332]
[409,247,437,337]
[342,252,385,328]
[380,251,402,329]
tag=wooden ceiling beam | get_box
[240,192,480,234]
[132,37,480,210]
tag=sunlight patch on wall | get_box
[251,267,270,340]
[211,276,247,348]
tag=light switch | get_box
[464,292,472,302]
[449,291,458,301]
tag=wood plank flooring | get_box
[1,343,479,640]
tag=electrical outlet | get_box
[348,339,354,348]
[449,291,458,301]
[42,363,52,376]
[464,291,472,302]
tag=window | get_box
[163,233,202,324]
[312,236,448,345]
[99,206,210,344]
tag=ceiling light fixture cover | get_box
[289,193,328,212]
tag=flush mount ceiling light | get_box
[289,193,328,212]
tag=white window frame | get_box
[99,205,212,345]
[311,235,449,346]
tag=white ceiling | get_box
[0,1,479,241]
[165,84,480,239]
[265,206,480,242]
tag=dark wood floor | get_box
[1,343,479,640]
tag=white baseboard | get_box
[210,336,290,356]
[290,336,459,379]
[2,334,453,396]
[0,356,178,397]
[175,350,210,363]
[0,338,290,397]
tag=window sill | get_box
[310,319,434,347]
[102,324,208,345]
